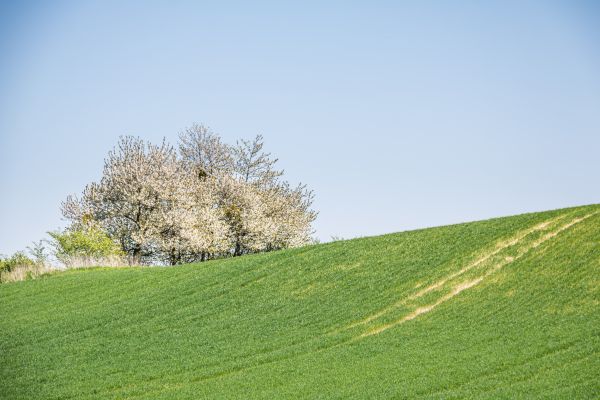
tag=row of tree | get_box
[62,124,317,265]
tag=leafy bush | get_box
[0,252,50,283]
[48,223,124,264]
[0,252,35,273]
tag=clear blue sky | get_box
[1,1,599,256]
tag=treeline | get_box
[61,124,316,265]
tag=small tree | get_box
[27,240,48,265]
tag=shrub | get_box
[48,222,125,266]
[0,252,35,273]
[0,252,51,283]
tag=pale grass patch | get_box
[0,263,55,283]
[60,255,134,269]
[1,255,138,283]
[291,283,318,297]
[335,262,362,271]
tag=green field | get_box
[1,204,599,399]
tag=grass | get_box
[1,204,599,399]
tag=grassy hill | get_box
[1,204,599,399]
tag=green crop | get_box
[1,204,598,399]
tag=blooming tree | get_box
[63,125,316,264]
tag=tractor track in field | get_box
[358,211,596,338]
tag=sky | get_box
[1,1,599,256]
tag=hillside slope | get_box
[1,205,599,399]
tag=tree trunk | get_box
[132,245,141,262]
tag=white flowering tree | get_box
[63,137,193,264]
[63,125,316,265]
[180,129,316,256]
